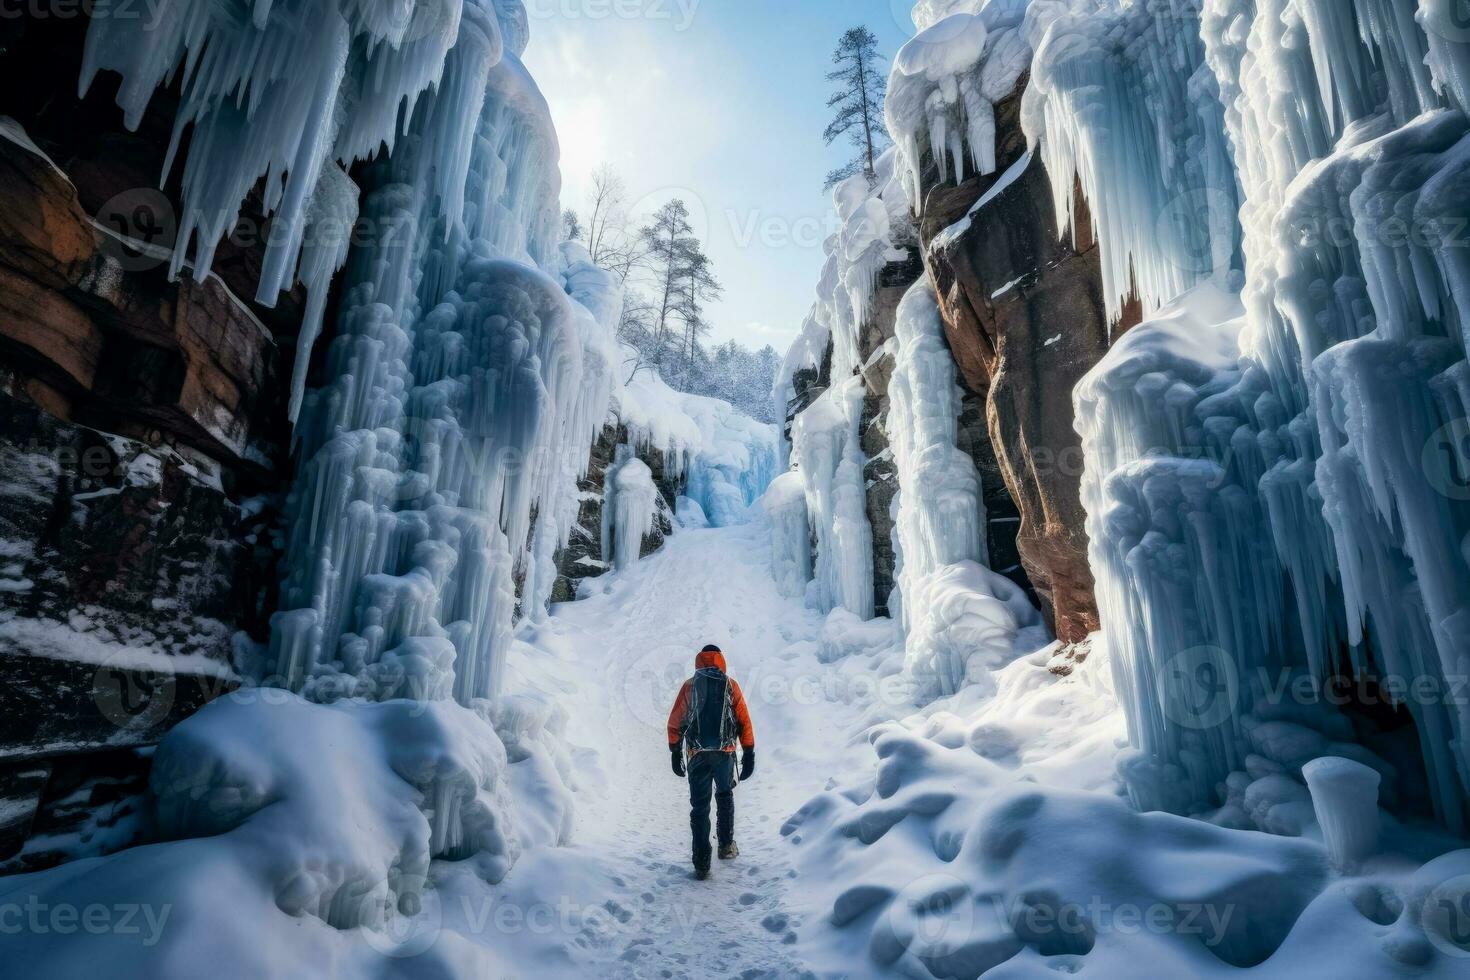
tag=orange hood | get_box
[695,649,727,672]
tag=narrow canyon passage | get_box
[512,518,863,978]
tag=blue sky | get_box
[523,0,915,353]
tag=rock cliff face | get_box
[547,422,677,605]
[909,76,1139,644]
[0,17,300,869]
[858,251,925,617]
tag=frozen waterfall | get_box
[84,1,621,707]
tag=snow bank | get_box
[786,730,1331,976]
[783,629,1470,976]
[0,691,560,974]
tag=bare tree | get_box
[617,290,659,385]
[562,207,583,242]
[586,164,623,264]
[824,26,890,189]
[583,164,648,282]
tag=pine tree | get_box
[674,251,722,388]
[639,199,719,370]
[823,26,890,189]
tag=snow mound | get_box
[0,691,564,975]
[783,641,1470,977]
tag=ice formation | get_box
[606,457,657,571]
[887,0,1032,210]
[770,149,916,619]
[774,134,1046,695]
[1304,756,1382,873]
[79,1,617,707]
[772,150,915,481]
[787,376,875,619]
[1022,0,1243,322]
[763,471,813,600]
[886,277,1046,695]
[618,370,779,529]
[1,691,551,973]
[1054,0,1470,832]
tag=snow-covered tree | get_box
[823,26,890,189]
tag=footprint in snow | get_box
[738,892,758,906]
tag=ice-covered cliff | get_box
[75,0,626,707]
[784,0,1470,846]
[1,1,628,966]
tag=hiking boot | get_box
[693,866,711,881]
[719,842,739,860]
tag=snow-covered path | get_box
[509,519,869,978]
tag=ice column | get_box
[1303,757,1382,874]
[607,457,658,571]
[886,277,1041,697]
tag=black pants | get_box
[687,750,736,869]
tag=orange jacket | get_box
[666,650,755,752]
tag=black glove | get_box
[739,747,755,781]
[671,746,686,778]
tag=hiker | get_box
[666,644,756,880]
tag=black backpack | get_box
[684,667,738,753]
